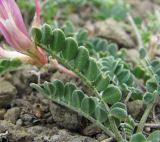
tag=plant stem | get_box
[102,100,124,142]
[136,92,159,132]
[136,58,159,132]
[128,15,143,49]
[129,14,160,134]
[108,115,124,142]
[51,51,99,96]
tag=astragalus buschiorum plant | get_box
[0,0,160,142]
[30,24,160,141]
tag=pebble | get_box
[16,119,23,126]
[21,113,34,126]
[4,107,20,124]
[0,80,17,107]
[144,127,151,133]
[82,124,101,136]
[0,108,6,119]
[46,116,54,124]
[50,102,82,130]
[127,100,144,118]
[41,99,49,105]
[96,133,109,141]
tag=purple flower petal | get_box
[0,18,33,51]
[0,47,25,58]
[0,0,29,36]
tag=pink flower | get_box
[0,0,47,65]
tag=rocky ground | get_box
[0,0,160,142]
[0,67,109,142]
[0,65,159,142]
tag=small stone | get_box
[96,133,109,141]
[4,107,20,124]
[21,113,34,126]
[0,108,6,119]
[91,19,135,48]
[128,0,155,18]
[43,106,49,113]
[50,102,82,130]
[46,116,54,124]
[127,100,144,119]
[82,124,101,136]
[127,49,139,64]
[68,14,84,25]
[0,80,17,107]
[16,119,23,126]
[144,127,151,133]
[41,99,49,105]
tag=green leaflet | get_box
[95,104,108,122]
[111,102,127,110]
[41,24,52,45]
[114,64,124,75]
[31,27,42,44]
[143,92,154,104]
[0,59,22,75]
[120,123,134,139]
[30,83,46,95]
[62,21,74,36]
[62,37,78,61]
[81,97,96,115]
[102,84,122,105]
[64,83,77,103]
[72,90,85,108]
[84,57,100,82]
[104,118,120,128]
[51,29,66,52]
[139,48,147,59]
[74,46,89,71]
[43,81,53,96]
[116,69,130,85]
[130,133,147,142]
[52,80,64,99]
[94,74,110,91]
[107,43,118,56]
[147,130,160,142]
[99,56,133,86]
[110,107,127,121]
[146,79,157,93]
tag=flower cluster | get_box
[0,0,47,65]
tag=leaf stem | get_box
[137,58,159,132]
[50,51,99,96]
[108,115,124,142]
[136,92,159,132]
[102,100,124,142]
[128,14,160,134]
